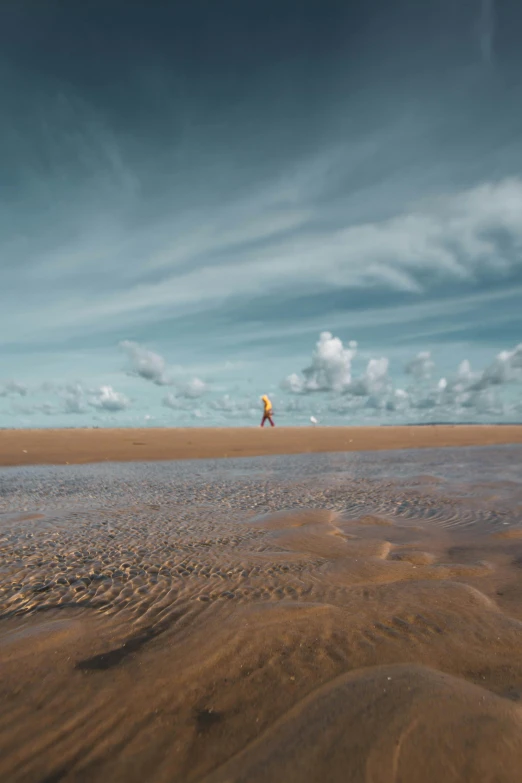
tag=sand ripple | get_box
[1,446,522,781]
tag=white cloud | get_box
[347,357,391,397]
[386,388,410,413]
[89,385,129,411]
[473,344,522,389]
[119,341,209,399]
[282,332,358,393]
[406,345,522,415]
[162,378,209,411]
[280,373,304,394]
[3,336,521,426]
[120,340,170,385]
[1,380,130,417]
[281,332,522,422]
[283,333,391,398]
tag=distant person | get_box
[260,395,275,427]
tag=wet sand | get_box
[2,423,522,466]
[2,447,522,781]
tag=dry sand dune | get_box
[2,423,522,466]
[1,446,522,781]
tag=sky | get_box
[1,0,522,428]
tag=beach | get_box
[2,423,522,466]
[1,437,522,781]
[4,0,522,778]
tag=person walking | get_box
[260,395,275,427]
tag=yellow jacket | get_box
[261,395,273,415]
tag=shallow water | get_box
[1,446,522,782]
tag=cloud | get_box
[478,0,495,63]
[406,345,522,415]
[120,341,211,403]
[162,377,209,411]
[120,341,170,385]
[162,393,179,410]
[139,177,522,307]
[162,392,190,410]
[208,394,260,418]
[163,390,259,421]
[0,380,28,397]
[7,175,522,346]
[210,394,240,412]
[471,344,522,390]
[347,357,392,398]
[404,351,435,381]
[281,373,307,394]
[177,377,208,398]
[89,385,129,411]
[11,402,56,416]
[1,380,130,417]
[430,346,522,407]
[282,332,358,393]
[281,332,522,421]
[283,333,391,399]
[62,383,87,414]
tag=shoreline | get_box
[2,424,522,467]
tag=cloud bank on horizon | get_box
[0,0,521,428]
[2,334,522,427]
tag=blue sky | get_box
[1,0,522,427]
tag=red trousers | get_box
[261,413,275,427]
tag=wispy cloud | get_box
[1,0,521,431]
[121,341,210,402]
[478,0,495,63]
[11,402,56,417]
[4,176,522,346]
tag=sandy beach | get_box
[2,424,522,466]
[2,442,522,781]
